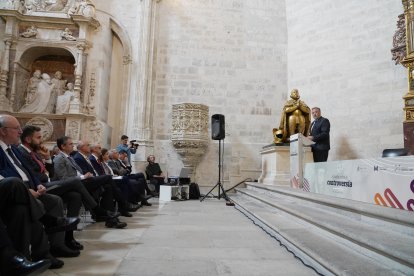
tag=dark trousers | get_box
[44,177,97,217]
[82,175,128,212]
[0,178,49,260]
[312,150,329,162]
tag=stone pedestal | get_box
[258,144,313,186]
[171,103,209,178]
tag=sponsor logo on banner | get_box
[304,157,414,212]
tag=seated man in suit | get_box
[53,136,128,229]
[108,149,155,201]
[18,125,107,251]
[0,215,51,275]
[98,147,151,206]
[0,114,79,266]
[146,155,165,193]
[73,140,138,216]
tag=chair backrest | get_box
[382,148,408,158]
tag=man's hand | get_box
[308,136,314,141]
[37,184,47,195]
[37,145,51,160]
[84,172,93,178]
[29,189,40,198]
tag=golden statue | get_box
[273,89,311,143]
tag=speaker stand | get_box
[200,139,234,206]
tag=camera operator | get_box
[116,135,138,166]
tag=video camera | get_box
[129,139,139,148]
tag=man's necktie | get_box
[6,147,30,180]
[30,151,46,173]
[67,156,83,173]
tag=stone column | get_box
[171,103,209,177]
[69,42,85,114]
[0,39,12,112]
[128,0,160,161]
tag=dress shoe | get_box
[105,217,127,229]
[50,246,80,258]
[120,211,133,217]
[91,211,120,222]
[66,239,84,251]
[141,200,152,206]
[44,217,80,234]
[35,254,64,269]
[7,255,51,276]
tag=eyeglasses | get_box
[2,126,22,131]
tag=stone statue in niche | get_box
[46,71,67,113]
[20,73,55,113]
[20,25,38,38]
[273,89,310,143]
[56,82,74,114]
[61,28,76,41]
[25,69,42,105]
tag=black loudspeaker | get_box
[211,114,225,140]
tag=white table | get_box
[159,185,189,201]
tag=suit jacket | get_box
[310,116,330,151]
[89,155,105,176]
[18,145,54,183]
[107,159,129,176]
[73,152,96,176]
[53,152,80,180]
[0,145,40,190]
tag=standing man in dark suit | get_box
[308,107,331,162]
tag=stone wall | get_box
[286,0,407,160]
[152,0,288,187]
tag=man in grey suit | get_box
[53,136,127,229]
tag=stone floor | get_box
[42,198,317,276]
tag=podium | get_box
[289,133,314,189]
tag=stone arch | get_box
[107,16,133,145]
[12,46,76,112]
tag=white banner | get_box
[304,156,414,211]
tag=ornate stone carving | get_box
[61,28,77,41]
[391,14,406,65]
[25,117,54,141]
[85,120,102,143]
[85,72,95,115]
[171,103,209,175]
[66,119,81,140]
[20,25,38,38]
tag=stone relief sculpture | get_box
[25,69,42,105]
[68,0,95,17]
[56,82,74,114]
[67,120,80,140]
[391,14,406,65]
[45,0,68,11]
[19,73,55,113]
[20,25,38,38]
[61,28,77,41]
[86,120,102,142]
[273,89,310,143]
[26,117,54,141]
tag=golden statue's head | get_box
[290,89,300,100]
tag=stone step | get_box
[230,183,414,275]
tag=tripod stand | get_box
[200,139,230,202]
